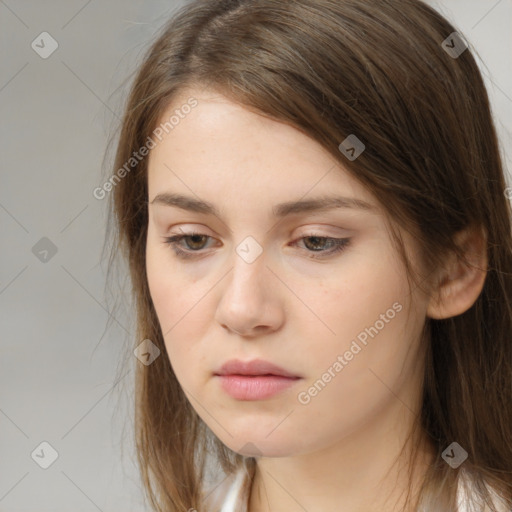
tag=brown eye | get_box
[163,232,214,260]
[182,234,209,250]
[293,235,351,259]
[302,236,332,251]
[163,232,350,261]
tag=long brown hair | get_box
[102,0,512,510]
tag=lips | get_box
[214,359,302,400]
[214,358,301,378]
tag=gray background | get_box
[1,1,511,511]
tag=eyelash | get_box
[163,231,350,260]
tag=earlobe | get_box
[427,225,488,320]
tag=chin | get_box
[214,431,299,458]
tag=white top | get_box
[205,467,510,512]
[219,469,246,512]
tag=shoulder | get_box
[203,466,249,512]
[205,467,511,512]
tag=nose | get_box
[214,248,285,338]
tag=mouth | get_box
[213,359,302,400]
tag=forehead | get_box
[147,88,380,218]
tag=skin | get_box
[145,88,487,512]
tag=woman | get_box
[104,0,512,510]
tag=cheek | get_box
[295,245,417,399]
[292,303,419,450]
[308,243,410,345]
[146,237,205,324]
[145,246,205,362]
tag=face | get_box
[145,88,431,458]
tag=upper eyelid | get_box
[168,231,346,241]
[168,224,352,237]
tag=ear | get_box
[427,224,488,320]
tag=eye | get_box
[291,234,350,259]
[162,232,351,260]
[163,232,213,260]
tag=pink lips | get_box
[214,359,302,400]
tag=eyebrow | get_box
[150,192,377,218]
